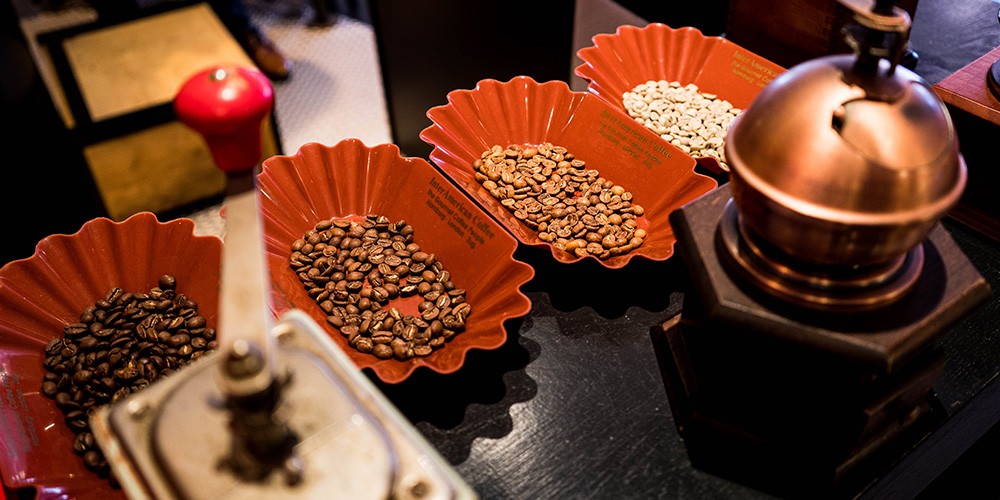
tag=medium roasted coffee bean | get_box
[72,431,94,455]
[168,333,190,348]
[73,370,93,385]
[372,344,392,359]
[290,216,473,363]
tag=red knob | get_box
[174,65,274,173]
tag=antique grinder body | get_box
[652,0,992,497]
[89,67,476,499]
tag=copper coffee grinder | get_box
[651,0,992,496]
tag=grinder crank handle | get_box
[92,65,474,498]
[174,66,304,483]
[174,66,278,402]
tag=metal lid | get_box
[726,54,965,226]
[717,0,969,308]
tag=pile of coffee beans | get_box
[290,214,472,360]
[622,80,741,170]
[40,275,216,486]
[473,143,646,259]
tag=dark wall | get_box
[369,0,730,161]
[614,0,728,34]
[369,0,577,160]
[1,0,106,266]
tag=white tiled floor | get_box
[245,0,391,153]
[191,0,392,236]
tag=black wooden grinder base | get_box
[650,184,992,498]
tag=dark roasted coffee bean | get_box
[158,275,176,290]
[436,294,452,309]
[42,275,217,486]
[46,338,63,354]
[64,323,88,338]
[79,337,98,352]
[83,450,103,471]
[392,343,411,360]
[166,316,185,330]
[73,370,93,385]
[42,381,58,397]
[185,316,205,330]
[355,337,374,353]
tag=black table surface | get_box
[369,1,1000,498]
[370,214,999,499]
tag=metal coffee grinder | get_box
[88,66,476,499]
[650,0,992,497]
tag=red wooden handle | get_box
[174,66,274,173]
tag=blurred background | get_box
[1,0,998,496]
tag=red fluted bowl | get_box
[258,139,535,384]
[0,213,221,499]
[420,75,717,269]
[575,23,785,173]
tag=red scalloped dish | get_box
[419,75,718,269]
[575,23,785,173]
[257,139,535,384]
[0,213,221,499]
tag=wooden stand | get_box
[933,46,1000,244]
[651,184,991,498]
